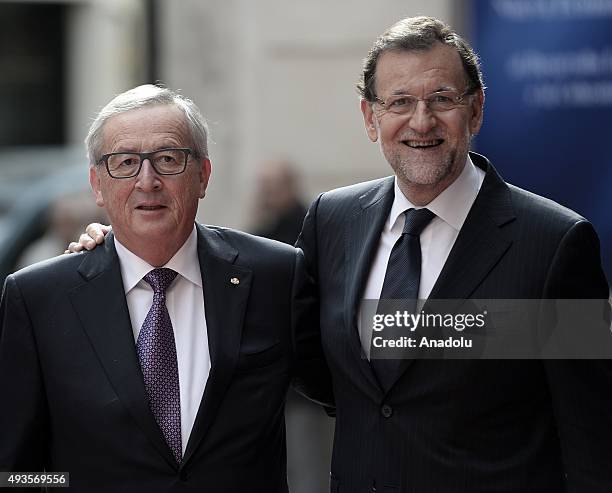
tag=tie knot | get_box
[402,208,435,236]
[143,268,178,294]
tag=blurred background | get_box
[0,0,610,491]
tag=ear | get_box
[468,88,485,135]
[361,99,379,142]
[198,158,212,198]
[89,165,105,207]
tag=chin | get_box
[395,162,452,187]
[391,148,462,186]
[130,222,176,240]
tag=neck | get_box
[397,183,438,206]
[397,178,455,206]
[137,250,177,268]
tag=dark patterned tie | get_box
[371,208,436,392]
[137,268,182,464]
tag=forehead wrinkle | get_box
[384,70,462,95]
[106,134,187,154]
[102,107,191,154]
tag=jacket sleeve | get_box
[291,196,335,410]
[542,220,612,492]
[0,274,49,476]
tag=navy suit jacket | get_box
[297,152,611,493]
[0,223,328,492]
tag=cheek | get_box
[169,182,200,215]
[100,184,132,217]
[379,121,402,146]
[443,117,469,141]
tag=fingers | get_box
[64,234,98,254]
[79,232,99,250]
[64,223,111,254]
[65,242,83,254]
[85,223,111,244]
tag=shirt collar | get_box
[115,225,202,294]
[389,154,484,232]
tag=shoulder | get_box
[475,151,589,234]
[4,250,95,303]
[9,251,88,285]
[318,176,392,205]
[501,181,608,295]
[200,224,300,266]
[503,186,610,297]
[198,225,307,295]
[507,183,588,232]
[305,176,393,222]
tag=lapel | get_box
[68,233,178,469]
[428,153,515,300]
[181,224,252,466]
[344,177,395,395]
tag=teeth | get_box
[405,140,440,147]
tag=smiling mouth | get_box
[402,139,444,149]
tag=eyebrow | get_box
[389,85,457,96]
[110,144,184,154]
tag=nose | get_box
[407,100,436,134]
[135,158,162,191]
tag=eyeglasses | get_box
[373,89,474,116]
[98,148,192,179]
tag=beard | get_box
[379,127,473,191]
[385,146,458,187]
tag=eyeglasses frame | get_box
[97,147,193,179]
[372,88,476,116]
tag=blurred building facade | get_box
[0,0,462,228]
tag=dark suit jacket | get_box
[297,152,612,493]
[0,223,327,492]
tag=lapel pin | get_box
[230,277,240,285]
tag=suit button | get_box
[179,470,189,482]
[381,404,393,418]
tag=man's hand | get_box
[65,223,111,253]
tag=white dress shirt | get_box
[359,156,485,357]
[115,226,210,454]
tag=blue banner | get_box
[473,0,612,282]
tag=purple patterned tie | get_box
[136,268,182,464]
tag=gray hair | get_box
[357,16,485,102]
[85,84,209,165]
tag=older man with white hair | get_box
[0,84,328,492]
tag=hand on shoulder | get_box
[64,223,111,253]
